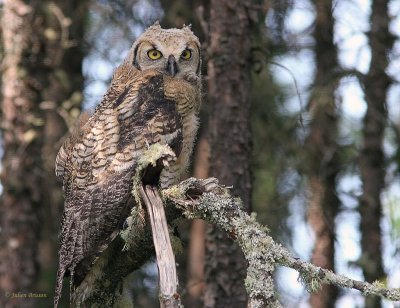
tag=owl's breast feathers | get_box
[54,64,200,307]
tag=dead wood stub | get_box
[140,184,181,308]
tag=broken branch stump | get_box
[140,184,181,308]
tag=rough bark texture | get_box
[0,1,87,307]
[0,2,42,307]
[307,1,340,307]
[359,1,394,307]
[205,1,261,307]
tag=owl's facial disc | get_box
[144,47,179,76]
[133,39,200,79]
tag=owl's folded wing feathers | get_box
[54,65,184,307]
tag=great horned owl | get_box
[54,22,201,307]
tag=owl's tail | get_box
[54,212,79,308]
[54,266,65,308]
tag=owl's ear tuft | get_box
[182,24,193,32]
[148,21,161,30]
[183,24,196,37]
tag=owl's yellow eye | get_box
[147,49,162,60]
[181,49,192,60]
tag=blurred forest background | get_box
[0,0,399,307]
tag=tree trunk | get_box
[187,136,209,306]
[204,1,261,307]
[159,0,209,44]
[38,3,87,301]
[0,1,87,307]
[307,1,340,307]
[0,2,42,307]
[359,1,394,307]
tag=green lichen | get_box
[362,280,386,297]
[120,206,145,251]
[131,143,175,205]
[170,233,184,256]
[382,288,400,301]
[161,185,184,200]
[198,193,233,228]
[170,180,280,306]
[300,275,323,293]
[232,212,277,305]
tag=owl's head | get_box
[128,22,201,80]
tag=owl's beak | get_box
[166,55,179,76]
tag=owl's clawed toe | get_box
[160,151,176,168]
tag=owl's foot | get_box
[158,148,176,168]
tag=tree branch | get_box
[163,177,400,305]
[72,144,400,306]
[164,178,281,308]
[74,175,400,306]
[73,176,400,306]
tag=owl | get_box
[54,22,201,307]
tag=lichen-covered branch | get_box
[163,178,281,308]
[73,171,400,306]
[163,178,400,305]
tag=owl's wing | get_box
[54,68,183,308]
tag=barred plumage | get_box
[54,22,201,307]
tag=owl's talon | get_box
[160,151,176,168]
